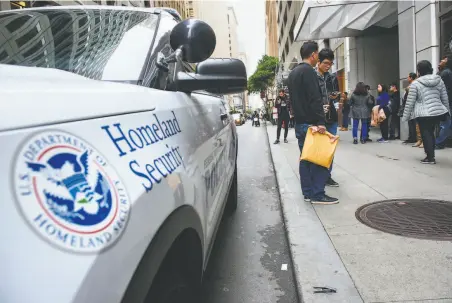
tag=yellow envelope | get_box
[300,127,339,168]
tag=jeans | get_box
[352,118,368,140]
[295,123,330,199]
[435,115,452,146]
[277,114,290,140]
[326,122,337,174]
[342,112,350,128]
[389,115,400,138]
[418,116,439,160]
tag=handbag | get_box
[300,127,339,168]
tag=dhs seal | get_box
[14,131,130,253]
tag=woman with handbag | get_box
[403,60,450,164]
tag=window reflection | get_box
[0,8,159,81]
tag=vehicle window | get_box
[141,15,177,89]
[0,8,159,82]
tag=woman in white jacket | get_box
[403,60,450,164]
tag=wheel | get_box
[147,266,197,303]
[226,164,238,214]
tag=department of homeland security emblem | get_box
[14,131,130,253]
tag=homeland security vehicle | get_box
[0,5,246,303]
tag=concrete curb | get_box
[265,124,363,303]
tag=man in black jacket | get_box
[389,82,401,140]
[287,41,339,205]
[274,89,291,144]
[436,55,452,149]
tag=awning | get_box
[294,0,398,41]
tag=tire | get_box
[226,164,238,214]
[147,267,197,303]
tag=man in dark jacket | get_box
[362,85,375,142]
[287,41,338,205]
[389,82,401,140]
[316,48,340,187]
[274,89,291,144]
[436,55,452,149]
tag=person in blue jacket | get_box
[377,84,391,142]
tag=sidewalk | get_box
[266,124,452,303]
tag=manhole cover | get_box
[356,199,452,241]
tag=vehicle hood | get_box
[0,65,169,132]
[417,74,442,87]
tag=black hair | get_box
[318,48,334,63]
[300,41,319,59]
[279,89,285,93]
[344,92,348,96]
[417,60,433,76]
[365,85,370,90]
[378,84,388,93]
[408,72,417,80]
[390,82,398,90]
[354,82,368,96]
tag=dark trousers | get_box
[408,119,417,141]
[277,115,289,140]
[418,116,438,160]
[390,115,400,138]
[380,107,391,140]
[342,112,350,128]
[295,124,329,199]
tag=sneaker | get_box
[353,139,358,144]
[274,139,280,144]
[365,138,373,142]
[377,138,389,143]
[421,158,436,164]
[284,138,288,143]
[389,136,396,140]
[326,177,339,187]
[436,144,445,150]
[360,139,366,144]
[311,195,339,205]
[304,196,311,202]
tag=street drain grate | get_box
[355,199,452,241]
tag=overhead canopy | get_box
[294,0,398,41]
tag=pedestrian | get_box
[363,85,375,142]
[287,41,339,205]
[401,73,418,144]
[435,55,452,149]
[315,48,340,187]
[350,82,373,144]
[340,92,350,131]
[403,60,450,164]
[389,82,401,140]
[274,89,291,144]
[376,84,391,143]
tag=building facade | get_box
[265,0,278,57]
[277,0,304,71]
[238,51,249,110]
[151,0,193,19]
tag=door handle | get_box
[220,113,228,120]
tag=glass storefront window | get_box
[440,12,452,57]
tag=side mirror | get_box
[173,58,247,95]
[170,19,216,63]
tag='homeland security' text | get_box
[101,111,184,193]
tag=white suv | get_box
[0,6,246,303]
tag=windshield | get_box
[0,8,159,82]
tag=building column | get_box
[0,1,11,11]
[398,1,417,140]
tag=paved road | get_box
[201,122,298,303]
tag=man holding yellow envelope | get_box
[287,41,339,205]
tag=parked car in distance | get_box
[0,5,247,303]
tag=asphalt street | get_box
[201,122,298,303]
